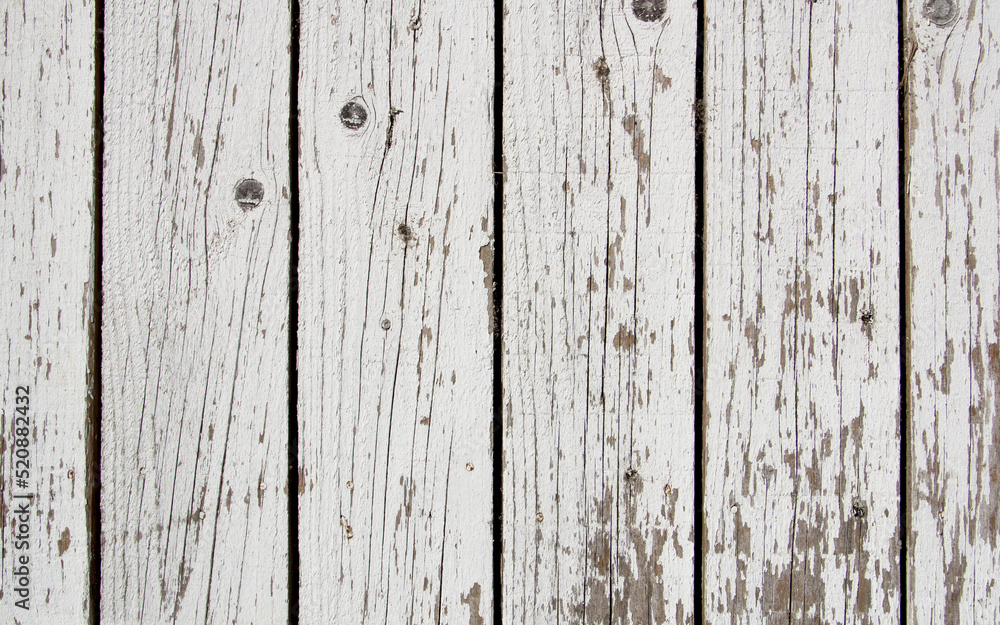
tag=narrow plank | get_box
[703,0,901,621]
[905,0,1000,621]
[296,1,494,622]
[101,1,290,622]
[503,0,696,621]
[0,1,94,621]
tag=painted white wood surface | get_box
[905,0,1000,621]
[703,0,901,621]
[101,1,290,622]
[0,2,94,622]
[502,0,696,621]
[296,1,494,623]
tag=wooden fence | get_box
[1,0,998,622]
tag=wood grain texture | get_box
[502,0,696,622]
[0,1,94,622]
[703,0,901,621]
[101,1,290,622]
[905,0,1000,621]
[296,1,494,623]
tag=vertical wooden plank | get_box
[503,0,696,621]
[0,1,94,622]
[296,1,494,623]
[906,0,1000,621]
[101,1,289,622]
[703,0,901,621]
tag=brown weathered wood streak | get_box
[704,0,900,621]
[297,1,494,623]
[101,1,290,622]
[503,0,696,622]
[906,0,1000,621]
[0,2,94,621]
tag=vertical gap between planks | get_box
[492,0,505,623]
[89,1,106,622]
[897,0,908,622]
[289,0,302,622]
[693,0,706,621]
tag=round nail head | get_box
[923,0,958,26]
[632,0,666,22]
[340,101,368,130]
[234,179,264,210]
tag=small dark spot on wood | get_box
[234,179,264,210]
[632,0,666,22]
[340,100,368,129]
[593,57,610,87]
[852,499,867,519]
[397,222,414,244]
[624,467,639,481]
[923,0,958,26]
[860,309,874,325]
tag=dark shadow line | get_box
[693,0,706,622]
[897,1,908,622]
[288,0,301,622]
[89,1,105,623]
[492,1,504,624]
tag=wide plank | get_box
[905,0,1000,621]
[703,0,901,621]
[296,1,495,622]
[502,0,697,621]
[0,1,94,622]
[101,1,290,622]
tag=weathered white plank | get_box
[101,1,289,622]
[905,0,1000,620]
[296,1,494,623]
[0,2,94,622]
[703,0,900,621]
[503,0,696,621]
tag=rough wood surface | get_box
[502,0,697,621]
[100,1,290,622]
[0,2,94,622]
[905,0,1000,621]
[296,1,495,623]
[703,0,901,621]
